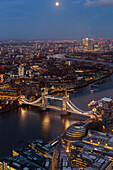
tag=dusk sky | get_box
[0,0,113,40]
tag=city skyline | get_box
[0,0,113,40]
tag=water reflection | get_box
[20,108,27,122]
[62,118,75,130]
[1,74,113,157]
[42,114,50,132]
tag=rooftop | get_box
[1,155,43,170]
[102,97,112,103]
[83,130,113,150]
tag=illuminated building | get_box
[0,82,10,90]
[88,38,94,50]
[71,154,90,168]
[83,38,94,51]
[0,74,4,83]
[63,122,87,143]
[12,148,49,169]
[0,155,43,169]
[0,89,20,100]
[71,140,113,165]
[70,149,112,169]
[104,39,110,52]
[83,38,88,46]
[83,38,89,50]
[94,43,98,51]
[26,69,32,77]
[18,66,24,77]
[83,130,113,151]
[27,139,53,159]
[98,38,104,51]
[61,121,113,169]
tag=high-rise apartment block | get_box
[18,66,24,77]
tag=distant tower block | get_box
[83,38,94,51]
[18,66,24,77]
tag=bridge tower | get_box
[44,87,48,105]
[42,91,45,106]
[62,96,67,111]
[62,91,69,112]
[41,87,48,108]
[66,91,69,103]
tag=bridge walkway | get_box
[21,95,92,117]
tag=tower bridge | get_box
[21,89,93,118]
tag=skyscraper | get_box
[83,38,94,51]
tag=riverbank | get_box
[48,53,113,93]
[0,104,22,114]
[1,73,113,157]
[0,73,112,115]
[50,72,113,94]
[74,72,113,90]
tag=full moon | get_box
[55,2,60,6]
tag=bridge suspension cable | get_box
[21,94,91,116]
[69,100,84,113]
[23,97,42,104]
[69,100,91,114]
[67,101,89,115]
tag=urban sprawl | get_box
[0,38,113,169]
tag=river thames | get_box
[0,73,113,157]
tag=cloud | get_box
[85,0,113,7]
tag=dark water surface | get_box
[0,74,113,157]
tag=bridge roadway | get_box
[47,105,62,111]
[23,101,62,110]
[23,102,63,111]
[23,102,41,107]
[22,95,92,117]
[67,109,90,116]
[23,101,91,116]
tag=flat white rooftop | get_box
[102,97,112,102]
